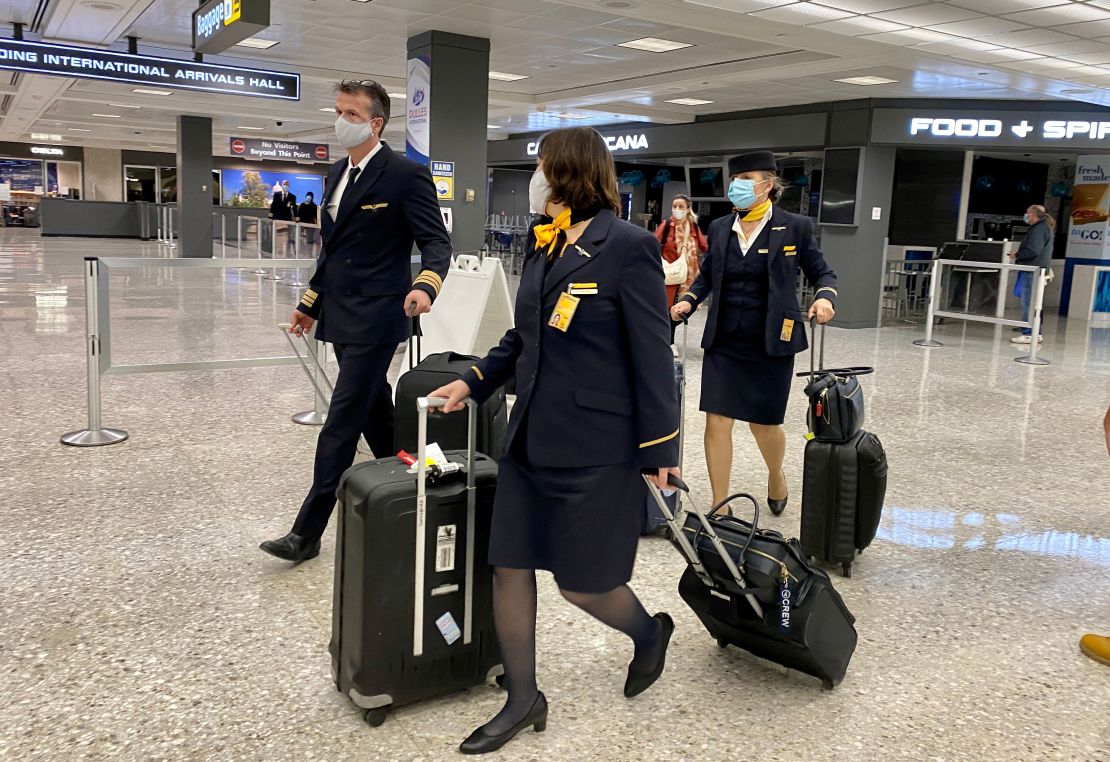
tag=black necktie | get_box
[340,166,361,207]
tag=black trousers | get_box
[292,342,396,540]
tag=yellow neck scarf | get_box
[735,199,772,223]
[533,208,573,257]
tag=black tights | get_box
[482,567,660,735]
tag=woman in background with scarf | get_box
[656,194,707,329]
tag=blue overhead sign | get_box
[0,37,299,100]
[193,0,271,55]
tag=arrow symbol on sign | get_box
[1011,120,1034,138]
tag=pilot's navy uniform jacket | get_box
[269,189,296,221]
[460,209,679,593]
[678,205,837,426]
[289,143,452,542]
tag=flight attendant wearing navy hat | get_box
[671,150,837,517]
[432,126,681,755]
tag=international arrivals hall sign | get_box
[0,38,299,100]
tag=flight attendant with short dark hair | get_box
[432,126,681,755]
[671,151,837,517]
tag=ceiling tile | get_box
[926,17,1029,38]
[871,4,983,25]
[1063,50,1110,65]
[861,28,961,45]
[502,16,592,35]
[948,0,1072,12]
[681,0,796,11]
[1003,4,1110,26]
[1047,19,1110,38]
[979,28,1078,47]
[809,15,908,35]
[811,0,929,12]
[917,38,1002,55]
[1022,40,1110,55]
[955,48,1046,63]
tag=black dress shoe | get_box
[768,495,788,517]
[259,532,320,563]
[459,692,547,755]
[625,613,675,698]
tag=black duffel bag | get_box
[663,487,858,689]
[797,318,873,443]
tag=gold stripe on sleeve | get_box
[815,287,838,297]
[470,365,485,381]
[639,428,679,449]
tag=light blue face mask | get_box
[728,177,761,209]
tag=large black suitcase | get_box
[648,479,857,690]
[394,320,508,457]
[800,430,888,578]
[331,398,502,727]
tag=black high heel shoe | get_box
[624,613,675,698]
[768,495,788,517]
[459,692,548,755]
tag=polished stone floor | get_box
[1,229,1107,761]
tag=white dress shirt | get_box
[326,141,383,222]
[731,204,773,256]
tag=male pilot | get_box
[270,180,296,221]
[260,79,452,563]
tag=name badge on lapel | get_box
[549,292,580,332]
[783,245,797,257]
[568,282,598,296]
[780,318,795,342]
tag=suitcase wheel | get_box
[822,678,836,691]
[716,637,729,649]
[364,707,390,728]
[841,562,853,579]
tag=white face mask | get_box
[334,115,374,149]
[671,207,686,220]
[528,168,552,216]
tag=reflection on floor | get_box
[1,230,1107,760]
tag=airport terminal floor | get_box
[2,229,1108,761]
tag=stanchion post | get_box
[61,258,128,447]
[1016,268,1050,366]
[220,213,227,258]
[913,258,944,347]
[292,338,328,425]
[264,220,282,281]
[250,218,267,274]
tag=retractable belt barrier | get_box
[912,258,1050,367]
[60,256,319,447]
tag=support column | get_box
[177,115,213,258]
[818,146,897,329]
[406,31,490,254]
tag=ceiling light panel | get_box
[616,37,694,52]
[681,0,796,12]
[872,4,982,25]
[665,97,716,105]
[235,37,279,49]
[132,88,172,96]
[91,113,121,118]
[833,75,900,85]
[1004,4,1110,26]
[749,3,855,22]
[489,71,529,81]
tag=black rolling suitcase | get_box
[331,397,502,727]
[394,317,509,458]
[796,320,887,578]
[646,477,857,689]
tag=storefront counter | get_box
[1068,264,1110,325]
[40,199,141,238]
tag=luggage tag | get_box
[548,291,580,332]
[778,570,792,634]
[779,318,795,342]
[435,611,461,645]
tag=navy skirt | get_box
[699,345,795,426]
[488,455,644,593]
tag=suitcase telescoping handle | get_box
[412,396,478,658]
[798,317,874,382]
[407,305,423,371]
[643,475,764,619]
[278,324,332,406]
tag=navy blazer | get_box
[679,205,837,357]
[461,210,680,470]
[296,143,452,345]
[269,190,295,221]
